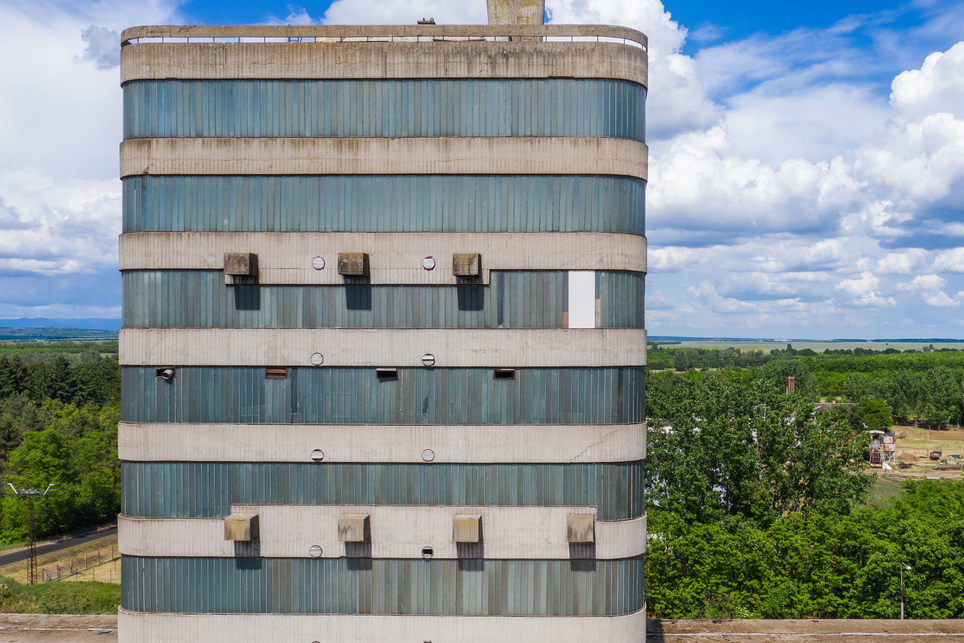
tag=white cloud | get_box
[835,272,897,307]
[878,249,928,274]
[891,41,964,122]
[934,248,964,272]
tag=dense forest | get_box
[645,348,964,619]
[649,342,964,428]
[0,347,120,541]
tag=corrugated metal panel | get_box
[122,175,646,234]
[121,271,644,329]
[121,555,644,616]
[120,461,645,520]
[120,367,645,425]
[123,79,646,142]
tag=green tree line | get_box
[650,345,964,428]
[0,353,120,541]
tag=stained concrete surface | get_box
[1,616,962,642]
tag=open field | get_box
[650,339,964,352]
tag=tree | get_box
[646,377,872,527]
[672,348,700,372]
[758,359,820,401]
[852,398,893,432]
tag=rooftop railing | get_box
[121,24,647,51]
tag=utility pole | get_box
[6,483,53,585]
[900,563,912,620]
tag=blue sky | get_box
[0,0,962,338]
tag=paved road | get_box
[0,527,117,568]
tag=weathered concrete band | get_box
[119,327,647,367]
[118,606,646,642]
[121,26,646,87]
[118,506,646,559]
[119,232,647,284]
[121,24,647,47]
[118,422,646,463]
[119,137,649,181]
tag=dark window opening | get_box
[376,368,398,381]
[155,368,176,380]
[493,368,516,380]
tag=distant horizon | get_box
[0,319,961,344]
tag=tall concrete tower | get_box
[117,6,647,641]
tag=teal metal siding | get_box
[123,79,646,142]
[122,175,646,235]
[121,271,644,329]
[120,367,645,425]
[121,555,645,616]
[120,461,644,520]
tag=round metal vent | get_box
[310,449,325,462]
[310,353,324,366]
[421,448,435,462]
[422,256,436,270]
[312,256,326,270]
[422,353,435,367]
[309,545,323,558]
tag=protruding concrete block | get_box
[337,252,370,277]
[224,513,259,542]
[487,0,546,25]
[567,514,594,543]
[453,514,482,543]
[453,253,481,277]
[338,513,370,542]
[224,253,258,276]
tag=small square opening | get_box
[265,367,288,379]
[493,368,516,380]
[376,368,398,381]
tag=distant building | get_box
[117,2,648,640]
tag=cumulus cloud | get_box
[78,25,120,69]
[878,249,928,274]
[835,272,897,308]
[891,42,964,122]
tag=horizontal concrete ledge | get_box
[121,24,647,48]
[119,232,646,284]
[118,507,646,559]
[118,422,646,463]
[118,607,647,643]
[121,34,646,88]
[119,137,649,181]
[118,328,648,367]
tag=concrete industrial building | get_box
[117,2,648,640]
